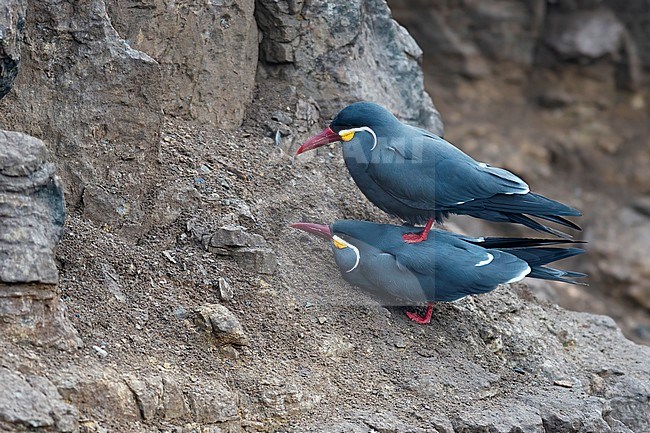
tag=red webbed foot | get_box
[405,303,434,324]
[401,219,434,244]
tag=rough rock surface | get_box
[0,0,163,235]
[0,368,78,432]
[195,303,250,347]
[188,221,278,275]
[105,0,258,128]
[50,365,239,430]
[257,0,443,133]
[0,131,80,349]
[390,0,643,90]
[0,0,25,99]
[0,131,62,284]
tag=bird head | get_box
[290,222,362,273]
[295,102,400,155]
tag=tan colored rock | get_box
[161,374,188,421]
[0,284,81,349]
[124,374,164,421]
[186,381,238,424]
[55,367,141,423]
[195,303,249,346]
[0,0,163,235]
[106,0,258,129]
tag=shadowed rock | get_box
[0,0,25,99]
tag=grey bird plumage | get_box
[292,220,586,309]
[296,102,581,239]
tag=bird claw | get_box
[402,231,428,243]
[401,219,434,243]
[405,303,434,324]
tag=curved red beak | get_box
[295,127,341,155]
[290,222,332,240]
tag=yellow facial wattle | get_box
[340,130,355,142]
[332,237,347,249]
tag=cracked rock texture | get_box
[0,368,78,432]
[0,0,163,236]
[0,131,80,349]
[105,0,258,129]
[0,0,25,99]
[256,0,443,134]
[0,131,63,284]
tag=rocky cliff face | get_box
[0,0,649,432]
[390,0,650,344]
[389,0,646,88]
[257,0,443,133]
[0,0,163,237]
[105,0,259,128]
[0,0,25,99]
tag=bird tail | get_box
[504,213,577,239]
[461,192,582,238]
[487,192,582,217]
[466,237,587,285]
[507,247,587,285]
[465,236,584,249]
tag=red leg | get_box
[402,219,434,243]
[405,303,434,324]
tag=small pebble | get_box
[92,345,108,358]
[162,250,177,264]
[553,379,574,388]
[219,345,239,359]
[218,277,234,301]
[173,306,189,320]
[271,111,293,125]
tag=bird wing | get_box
[358,237,530,303]
[357,251,431,303]
[367,131,530,209]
